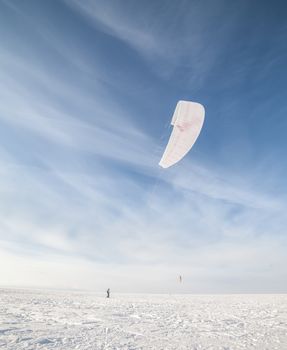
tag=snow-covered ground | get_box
[0,288,286,349]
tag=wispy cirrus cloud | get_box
[0,56,285,290]
[65,0,250,84]
[0,51,156,169]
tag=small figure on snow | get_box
[106,288,110,298]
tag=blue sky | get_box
[0,0,286,293]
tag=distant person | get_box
[106,288,110,298]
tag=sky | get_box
[0,0,286,293]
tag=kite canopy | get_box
[159,100,205,168]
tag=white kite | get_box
[159,100,205,168]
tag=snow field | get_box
[0,289,287,349]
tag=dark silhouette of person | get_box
[106,288,110,298]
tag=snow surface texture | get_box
[0,289,287,349]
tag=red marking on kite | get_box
[176,122,192,132]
